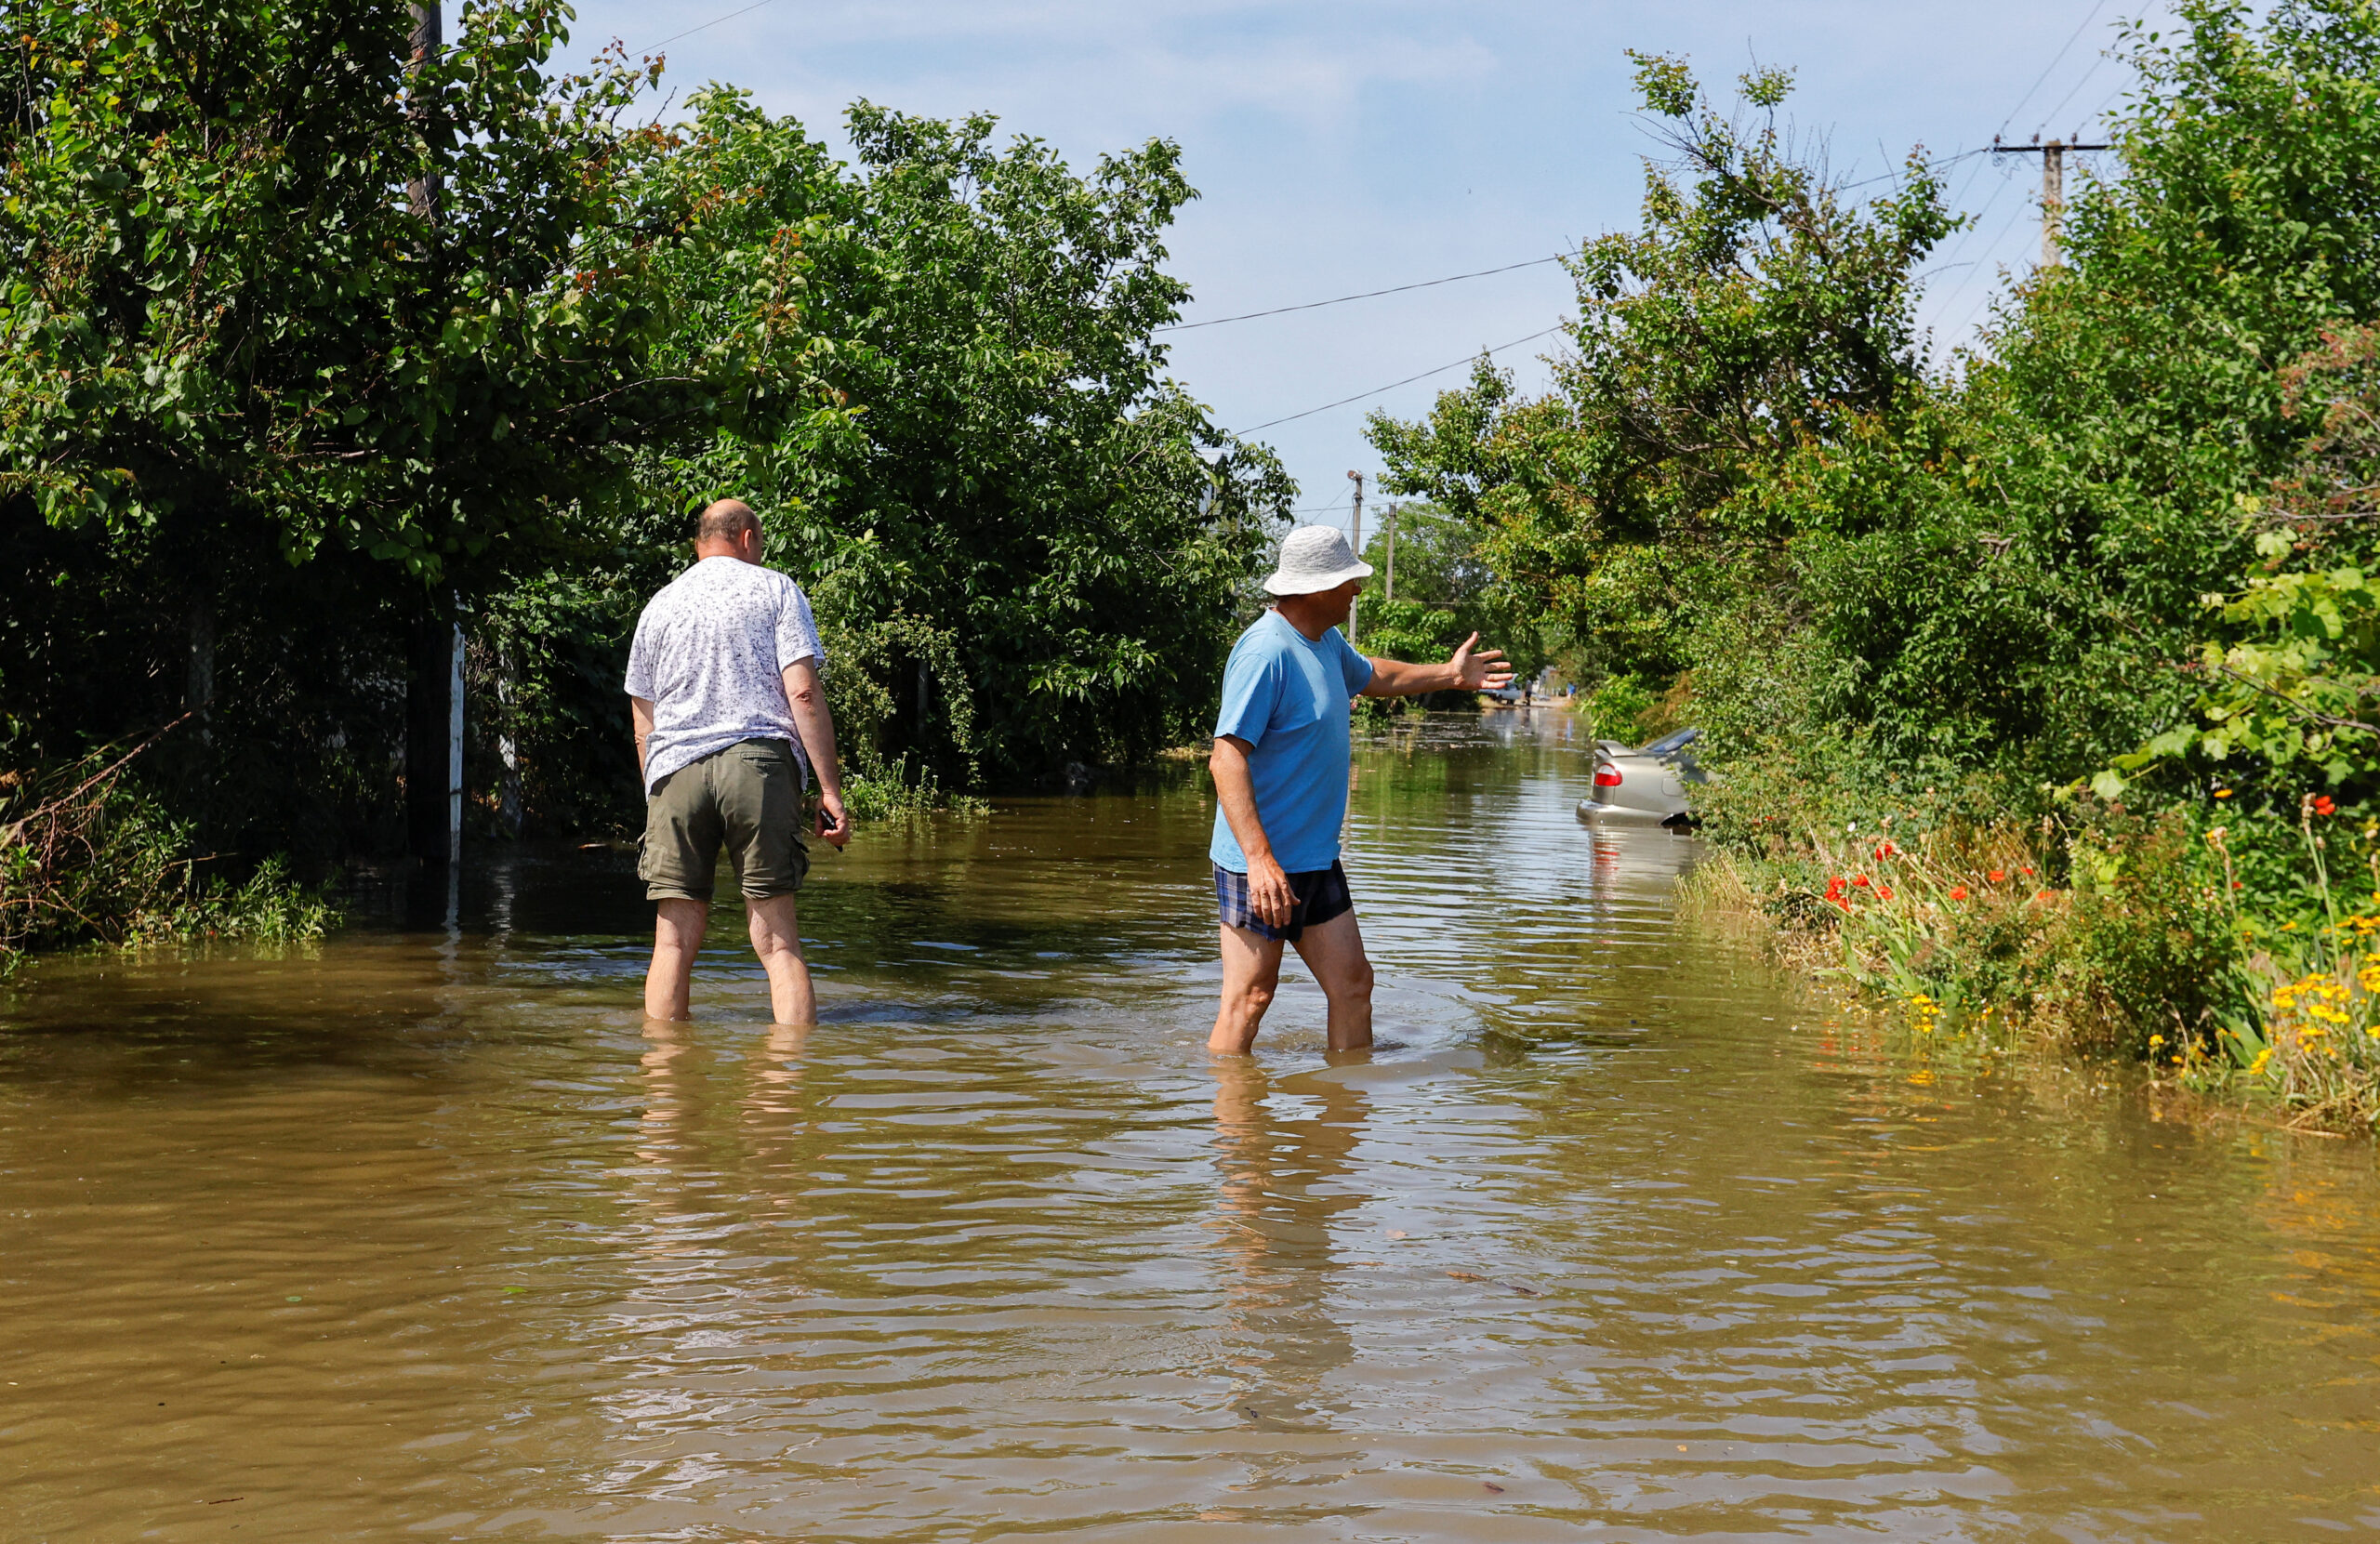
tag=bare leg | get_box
[1290,909,1374,1052]
[646,898,709,1021]
[746,892,815,1026]
[1210,925,1287,1054]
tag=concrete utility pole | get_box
[1990,134,2108,267]
[402,0,464,871]
[1345,470,1364,647]
[1383,503,1397,604]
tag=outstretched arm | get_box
[1359,632,1516,697]
[1210,734,1293,926]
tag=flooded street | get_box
[5,714,2378,1541]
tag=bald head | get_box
[695,498,760,548]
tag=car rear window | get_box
[1639,727,1700,756]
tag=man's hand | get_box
[1449,632,1515,692]
[1358,633,1520,697]
[1246,852,1294,927]
[816,789,851,849]
[1210,734,1288,925]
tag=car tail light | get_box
[1593,763,1623,787]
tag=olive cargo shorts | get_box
[639,739,810,903]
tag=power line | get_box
[1996,0,2112,139]
[1157,256,1567,332]
[637,0,783,55]
[2033,48,2114,138]
[1238,326,1564,436]
[1923,155,2021,295]
[1837,146,1989,193]
[1942,199,2040,341]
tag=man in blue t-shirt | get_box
[1209,524,1514,1055]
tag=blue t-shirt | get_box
[1209,610,1376,874]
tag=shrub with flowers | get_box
[1698,768,2380,1129]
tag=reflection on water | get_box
[3,711,2378,1540]
[1211,1055,1368,1439]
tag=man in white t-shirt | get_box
[625,499,850,1024]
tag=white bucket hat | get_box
[1263,524,1374,596]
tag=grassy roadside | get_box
[1677,807,2380,1136]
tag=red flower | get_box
[2313,795,2337,816]
[1949,886,1969,901]
[2036,889,2056,902]
[1853,874,1871,888]
[1986,869,2005,883]
[2020,866,2036,877]
[1878,884,1896,900]
[1873,839,1900,859]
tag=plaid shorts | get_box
[1214,860,1355,942]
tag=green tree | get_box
[1367,53,1954,696]
[0,0,820,852]
[628,92,1292,786]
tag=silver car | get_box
[1576,727,1704,827]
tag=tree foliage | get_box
[0,0,1289,882]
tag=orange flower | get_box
[1986,869,2005,883]
[1949,886,1969,901]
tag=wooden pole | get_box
[1345,469,1364,647]
[1990,136,2106,269]
[1383,504,1397,603]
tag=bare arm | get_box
[1210,734,1293,926]
[782,656,850,849]
[1359,631,1516,697]
[630,695,655,779]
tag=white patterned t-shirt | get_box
[624,556,826,795]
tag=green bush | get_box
[1,750,336,970]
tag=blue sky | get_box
[564,1,2144,531]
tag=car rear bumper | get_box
[1575,798,1696,828]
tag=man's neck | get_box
[1272,600,1334,642]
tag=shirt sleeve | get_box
[1213,644,1282,746]
[778,582,824,670]
[1333,628,1376,697]
[624,607,656,699]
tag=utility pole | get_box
[402,0,463,872]
[1990,133,2108,267]
[1383,503,1397,604]
[1345,470,1364,647]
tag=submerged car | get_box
[1576,727,1705,827]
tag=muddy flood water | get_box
[5,714,2379,1541]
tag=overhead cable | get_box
[1941,200,2040,340]
[1995,0,2113,139]
[1238,326,1565,436]
[1836,146,1989,192]
[1158,256,1567,332]
[637,0,784,54]
[2033,48,2114,138]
